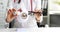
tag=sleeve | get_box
[9,19,15,28]
[6,0,15,22]
[36,0,41,10]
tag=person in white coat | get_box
[6,0,43,28]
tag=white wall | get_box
[0,0,9,28]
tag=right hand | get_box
[6,8,17,23]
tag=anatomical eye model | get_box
[21,13,27,19]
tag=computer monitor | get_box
[50,14,60,27]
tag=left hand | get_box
[33,9,42,22]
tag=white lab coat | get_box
[7,0,43,28]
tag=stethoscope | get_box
[13,0,42,17]
[13,0,33,11]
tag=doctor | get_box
[6,0,43,28]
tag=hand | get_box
[34,9,42,22]
[6,8,17,23]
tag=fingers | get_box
[8,9,11,14]
[33,9,42,14]
[7,8,17,19]
[6,8,17,22]
[12,8,16,12]
[33,9,42,16]
[8,8,16,13]
[34,9,42,12]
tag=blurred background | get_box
[48,0,60,27]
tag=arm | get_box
[6,0,17,23]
